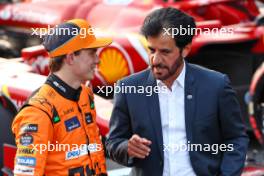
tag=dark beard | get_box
[151,55,184,81]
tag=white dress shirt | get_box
[157,62,196,176]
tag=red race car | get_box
[1,0,262,129]
[0,0,264,175]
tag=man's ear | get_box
[182,43,192,58]
[65,53,74,65]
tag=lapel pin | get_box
[187,95,193,100]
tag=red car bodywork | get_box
[1,0,263,85]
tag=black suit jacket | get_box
[106,63,249,176]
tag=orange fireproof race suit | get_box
[12,74,107,176]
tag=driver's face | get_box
[72,48,99,82]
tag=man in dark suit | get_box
[105,7,249,176]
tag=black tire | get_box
[252,71,264,142]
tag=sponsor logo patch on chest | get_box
[64,116,81,132]
[65,145,88,160]
[85,113,93,124]
[63,107,74,115]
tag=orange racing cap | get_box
[42,19,112,57]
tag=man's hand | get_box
[128,134,152,159]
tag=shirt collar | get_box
[45,74,82,101]
[156,61,186,89]
[176,61,185,89]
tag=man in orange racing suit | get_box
[12,19,112,176]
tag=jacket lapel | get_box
[184,63,196,143]
[144,63,196,160]
[145,70,164,160]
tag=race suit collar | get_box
[45,74,82,101]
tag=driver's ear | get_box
[65,53,74,65]
[182,43,192,58]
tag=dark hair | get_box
[141,7,196,49]
[48,50,81,73]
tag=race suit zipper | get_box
[77,103,96,175]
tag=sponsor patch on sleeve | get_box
[14,165,35,175]
[64,116,81,132]
[16,156,36,166]
[17,146,36,157]
[20,124,38,133]
[20,134,33,146]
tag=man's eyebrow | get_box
[147,46,155,51]
[160,48,171,52]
